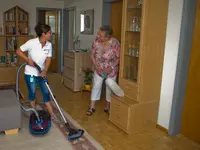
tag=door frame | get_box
[62,6,76,72]
[36,7,63,73]
[168,0,197,136]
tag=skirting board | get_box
[156,124,168,134]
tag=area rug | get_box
[39,102,104,150]
[0,86,104,150]
[0,111,74,150]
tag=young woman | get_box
[87,25,120,116]
[16,23,59,122]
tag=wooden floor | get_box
[22,73,200,150]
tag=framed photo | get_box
[80,9,94,35]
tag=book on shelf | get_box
[6,38,16,51]
[5,12,16,21]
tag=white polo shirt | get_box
[20,37,52,76]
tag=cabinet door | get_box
[0,36,6,56]
[120,0,142,83]
[119,0,142,101]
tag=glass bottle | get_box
[132,17,136,32]
[131,45,135,57]
[135,48,139,57]
[135,17,140,32]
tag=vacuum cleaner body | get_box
[29,110,51,135]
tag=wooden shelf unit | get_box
[0,6,33,85]
[109,0,169,134]
[4,5,29,36]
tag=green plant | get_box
[82,68,93,85]
[73,36,80,50]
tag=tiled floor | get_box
[27,73,200,150]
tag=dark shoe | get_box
[86,108,95,116]
[104,108,110,114]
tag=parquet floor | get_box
[20,73,200,150]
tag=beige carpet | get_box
[0,102,104,150]
[0,113,73,150]
[0,84,104,150]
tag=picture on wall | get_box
[80,9,94,35]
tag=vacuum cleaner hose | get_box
[16,62,41,122]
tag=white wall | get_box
[0,0,64,35]
[65,0,103,49]
[157,0,184,129]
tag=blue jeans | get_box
[24,74,50,103]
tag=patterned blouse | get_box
[91,37,120,78]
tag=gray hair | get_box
[99,25,113,38]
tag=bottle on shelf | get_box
[135,17,140,32]
[130,17,133,31]
[135,48,139,58]
[128,44,132,56]
[137,0,142,8]
[130,17,136,32]
[130,16,141,32]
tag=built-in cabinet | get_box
[109,0,169,134]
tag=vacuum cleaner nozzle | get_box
[65,123,84,141]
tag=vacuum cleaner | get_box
[16,62,84,141]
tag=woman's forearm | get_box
[44,57,51,72]
[16,49,29,62]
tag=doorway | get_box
[180,0,200,143]
[36,8,62,73]
[110,1,122,42]
[168,0,199,143]
[102,0,123,42]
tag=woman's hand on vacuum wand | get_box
[40,70,47,78]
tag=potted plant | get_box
[73,36,80,50]
[82,68,93,91]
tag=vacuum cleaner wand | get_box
[33,62,84,141]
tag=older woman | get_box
[87,25,120,116]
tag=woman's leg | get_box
[87,72,104,115]
[24,74,37,108]
[105,75,117,112]
[36,77,54,116]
